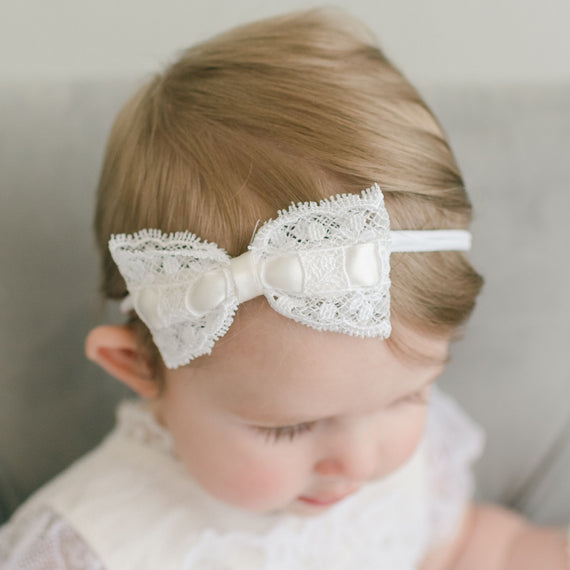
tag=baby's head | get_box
[86,7,482,514]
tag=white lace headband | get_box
[109,183,471,368]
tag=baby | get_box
[0,7,568,570]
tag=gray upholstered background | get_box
[0,80,569,526]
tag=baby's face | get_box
[152,299,449,515]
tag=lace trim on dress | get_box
[426,386,486,545]
[113,398,177,458]
[0,505,103,570]
[182,480,429,570]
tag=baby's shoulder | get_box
[421,503,538,570]
[0,503,104,569]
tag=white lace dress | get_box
[0,386,484,570]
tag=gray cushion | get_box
[423,85,570,525]
[1,80,569,526]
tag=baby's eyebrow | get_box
[234,373,441,427]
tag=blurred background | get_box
[2,0,570,85]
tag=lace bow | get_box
[109,184,471,368]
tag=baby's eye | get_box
[254,422,316,443]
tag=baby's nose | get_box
[314,421,380,482]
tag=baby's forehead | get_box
[215,298,367,360]
[217,297,448,363]
[187,300,447,415]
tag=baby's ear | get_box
[85,325,159,399]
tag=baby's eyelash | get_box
[255,422,316,443]
[252,390,430,443]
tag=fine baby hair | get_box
[94,5,483,380]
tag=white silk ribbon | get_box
[110,184,471,368]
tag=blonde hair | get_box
[94,6,483,378]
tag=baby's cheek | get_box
[219,457,296,510]
[178,431,306,512]
[377,409,427,478]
